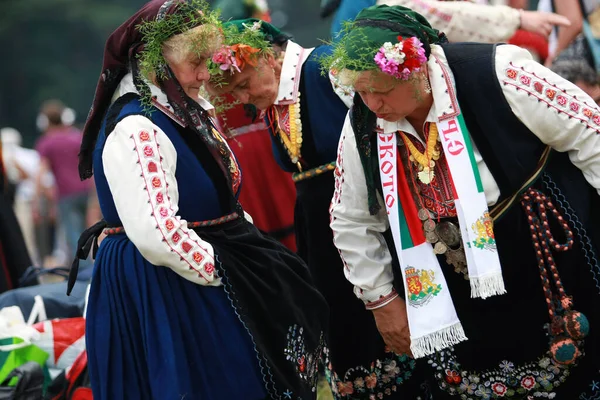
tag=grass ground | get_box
[317,375,334,400]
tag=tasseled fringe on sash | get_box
[470,273,507,299]
[410,323,468,359]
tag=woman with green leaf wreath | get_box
[204,20,430,399]
[68,0,330,398]
[326,4,600,399]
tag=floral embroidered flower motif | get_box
[172,232,181,243]
[143,145,154,158]
[500,360,515,373]
[192,252,204,264]
[570,102,580,113]
[156,192,164,204]
[147,161,158,173]
[151,177,161,188]
[556,95,568,107]
[139,130,151,142]
[204,263,215,274]
[181,241,192,253]
[492,382,508,397]
[506,69,518,80]
[283,324,327,392]
[429,349,572,399]
[533,81,544,93]
[519,75,531,86]
[583,108,594,118]
[158,207,168,218]
[520,375,536,390]
[327,353,415,399]
[374,36,427,80]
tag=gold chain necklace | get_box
[400,123,441,184]
[271,92,303,172]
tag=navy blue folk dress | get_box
[85,85,329,400]
[86,94,268,399]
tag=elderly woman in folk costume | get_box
[211,0,298,251]
[204,20,430,399]
[68,0,330,398]
[326,5,600,399]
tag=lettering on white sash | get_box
[440,120,465,156]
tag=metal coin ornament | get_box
[435,222,461,247]
[418,210,469,278]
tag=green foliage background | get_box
[0,0,330,147]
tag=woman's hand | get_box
[371,296,412,357]
[519,10,571,37]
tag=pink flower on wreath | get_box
[374,36,427,80]
[212,46,240,73]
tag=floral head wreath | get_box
[375,35,427,80]
[207,20,272,81]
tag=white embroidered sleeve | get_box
[378,0,520,43]
[102,115,221,286]
[496,44,600,195]
[330,115,398,309]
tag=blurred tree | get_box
[0,0,146,147]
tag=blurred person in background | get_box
[1,127,54,266]
[0,130,32,292]
[34,100,92,265]
[551,41,600,102]
[376,0,569,43]
[327,0,568,43]
[539,0,600,67]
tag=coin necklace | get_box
[267,92,303,172]
[418,208,468,280]
[400,123,441,184]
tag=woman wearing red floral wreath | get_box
[204,18,434,399]
[327,5,600,399]
[212,0,298,251]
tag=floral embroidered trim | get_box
[327,352,416,398]
[428,348,574,399]
[330,133,349,273]
[375,36,427,80]
[130,127,215,282]
[503,63,600,133]
[365,289,399,310]
[284,325,330,397]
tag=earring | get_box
[424,78,432,94]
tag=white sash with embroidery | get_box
[377,113,505,358]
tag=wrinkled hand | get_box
[519,10,571,37]
[371,297,412,357]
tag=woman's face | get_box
[206,55,280,110]
[352,70,429,122]
[166,52,211,99]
